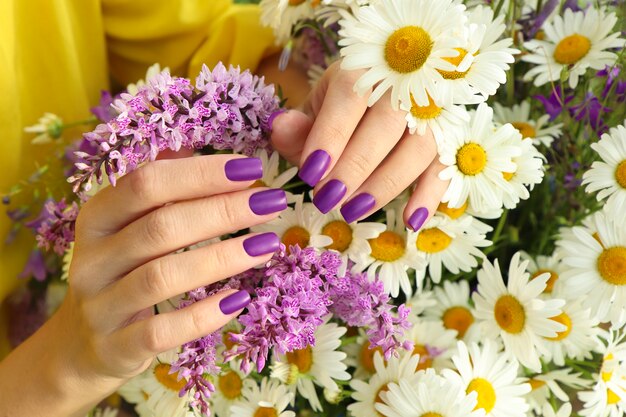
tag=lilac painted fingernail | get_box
[243,232,280,256]
[219,290,251,315]
[340,193,375,224]
[408,207,429,231]
[268,109,286,130]
[249,189,287,215]
[225,157,263,181]
[299,150,331,187]
[313,179,347,214]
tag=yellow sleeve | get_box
[102,0,279,86]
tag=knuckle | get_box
[141,321,166,353]
[213,196,241,226]
[142,259,171,299]
[209,245,232,274]
[343,151,372,179]
[129,165,157,203]
[379,171,404,193]
[189,306,209,334]
[143,209,173,248]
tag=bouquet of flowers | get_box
[5,0,626,416]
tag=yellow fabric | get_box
[0,0,276,357]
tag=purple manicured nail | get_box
[408,207,429,231]
[225,157,263,181]
[340,193,376,224]
[219,290,251,315]
[243,232,280,256]
[299,150,331,187]
[268,109,286,130]
[249,189,287,215]
[313,179,347,214]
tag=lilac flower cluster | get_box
[34,198,78,256]
[69,63,280,192]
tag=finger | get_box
[78,154,263,236]
[269,110,313,165]
[311,94,407,214]
[97,233,279,323]
[339,129,438,224]
[297,67,370,187]
[404,159,450,231]
[113,288,250,362]
[96,187,287,280]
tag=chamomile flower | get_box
[338,0,467,110]
[557,211,626,327]
[499,137,545,209]
[425,280,480,342]
[520,251,564,295]
[583,123,626,225]
[230,378,295,417]
[579,370,626,417]
[253,149,298,191]
[403,98,469,149]
[354,209,425,297]
[523,8,625,88]
[348,351,422,417]
[410,213,490,286]
[376,368,482,417]
[211,363,248,417]
[542,403,573,417]
[439,103,522,212]
[117,375,152,417]
[406,289,437,318]
[343,332,379,381]
[443,340,531,417]
[493,101,562,147]
[260,0,317,45]
[436,201,493,235]
[91,407,119,417]
[472,252,566,371]
[401,319,458,372]
[24,112,63,144]
[270,320,350,412]
[525,368,592,414]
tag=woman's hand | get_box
[269,61,448,231]
[0,154,286,417]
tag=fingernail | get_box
[313,179,347,214]
[243,232,280,256]
[225,157,263,181]
[249,189,287,215]
[408,207,429,231]
[340,193,375,224]
[299,150,331,187]
[219,290,251,315]
[268,109,286,130]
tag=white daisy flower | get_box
[583,123,626,225]
[316,0,368,26]
[403,97,469,149]
[230,378,295,417]
[542,403,573,417]
[375,368,482,417]
[406,289,438,318]
[343,331,381,381]
[493,101,562,147]
[425,280,480,342]
[348,351,422,417]
[499,137,545,210]
[598,331,626,376]
[211,363,248,417]
[401,319,458,372]
[520,251,564,295]
[409,213,490,287]
[437,201,494,235]
[90,407,119,417]
[523,8,625,88]
[472,252,566,371]
[579,369,626,417]
[442,340,531,417]
[557,211,626,327]
[525,368,592,414]
[260,0,317,45]
[338,0,467,110]
[270,319,350,412]
[439,103,522,212]
[118,375,152,417]
[354,209,425,297]
[24,112,64,144]
[253,149,299,191]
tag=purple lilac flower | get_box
[534,88,574,121]
[34,198,79,256]
[570,92,611,135]
[18,249,48,281]
[518,0,559,40]
[598,65,626,103]
[90,90,119,123]
[69,63,280,192]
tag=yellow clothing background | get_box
[0,0,275,356]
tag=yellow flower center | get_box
[360,343,383,374]
[410,94,442,120]
[153,363,187,392]
[282,226,310,252]
[416,227,453,253]
[322,220,353,252]
[385,26,433,73]
[254,407,278,417]
[250,180,268,188]
[546,312,572,341]
[554,34,592,65]
[531,269,559,293]
[443,306,474,339]
[437,201,468,219]
[467,378,497,413]
[218,371,243,400]
[535,30,546,40]
[438,48,471,80]
[286,346,313,374]
[615,160,626,189]
[457,143,487,176]
[510,122,537,139]
[502,171,515,181]
[607,389,621,405]
[602,353,614,382]
[369,231,405,262]
[494,295,526,334]
[529,379,546,390]
[412,344,434,371]
[288,0,306,5]
[597,246,626,285]
[593,232,605,248]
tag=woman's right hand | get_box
[0,154,287,417]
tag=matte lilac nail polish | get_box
[219,290,251,315]
[225,157,263,181]
[268,109,286,130]
[249,189,287,215]
[340,193,375,224]
[408,207,429,231]
[298,150,331,186]
[313,179,347,214]
[243,232,280,256]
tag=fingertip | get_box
[270,110,313,164]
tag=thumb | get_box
[270,110,314,166]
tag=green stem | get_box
[62,117,98,129]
